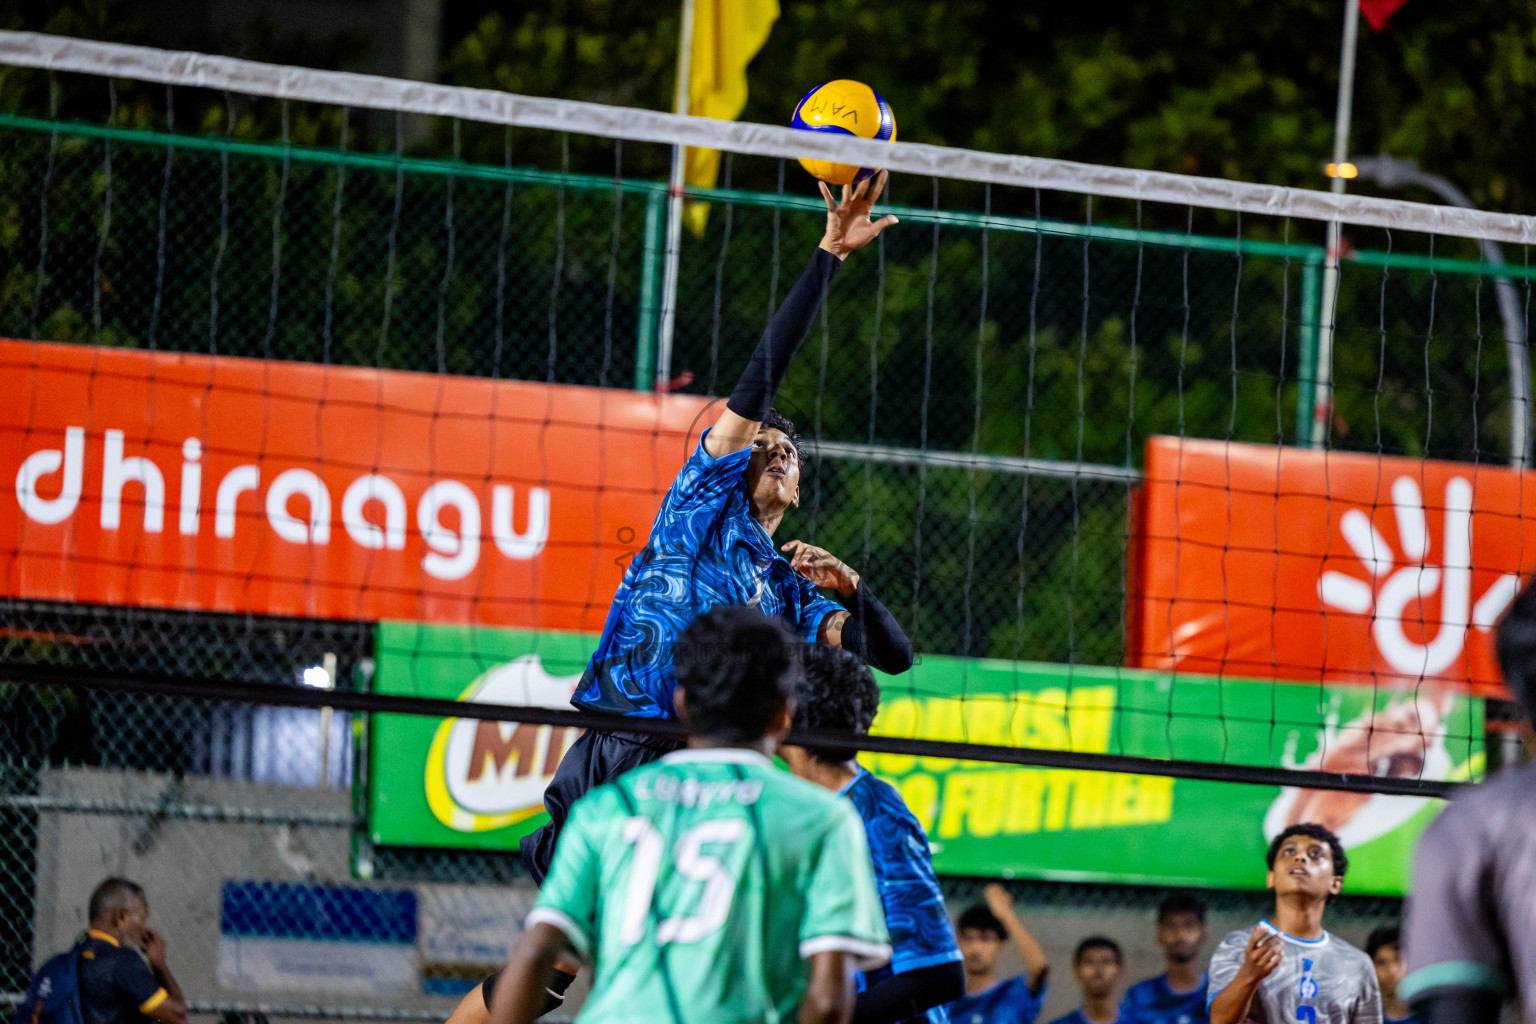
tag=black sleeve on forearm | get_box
[837,581,914,675]
[851,961,965,1024]
[726,248,841,421]
[479,969,500,1007]
[1419,991,1504,1024]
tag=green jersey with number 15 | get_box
[527,747,892,1024]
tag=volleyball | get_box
[788,79,896,185]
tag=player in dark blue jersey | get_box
[948,887,1051,1024]
[499,174,910,1017]
[1121,893,1210,1024]
[1048,938,1129,1024]
[782,643,964,1024]
[1365,928,1422,1024]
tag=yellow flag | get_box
[682,0,780,236]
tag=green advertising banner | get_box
[368,622,1484,894]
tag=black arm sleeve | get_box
[480,964,574,1016]
[851,961,965,1024]
[726,248,841,421]
[478,969,500,1008]
[1419,992,1504,1024]
[837,581,914,675]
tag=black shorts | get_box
[519,728,680,884]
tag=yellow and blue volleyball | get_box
[789,80,896,186]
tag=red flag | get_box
[1360,0,1408,31]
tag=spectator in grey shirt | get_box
[1209,824,1382,1024]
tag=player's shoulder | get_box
[1123,975,1161,1002]
[844,769,920,825]
[676,431,753,484]
[1430,761,1536,838]
[1323,933,1374,969]
[1216,926,1255,950]
[779,773,876,848]
[997,973,1037,999]
[573,768,652,822]
[89,939,150,978]
[768,764,859,817]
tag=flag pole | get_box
[1310,0,1361,448]
[656,0,696,392]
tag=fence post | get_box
[635,189,665,392]
[351,656,374,880]
[1296,253,1324,446]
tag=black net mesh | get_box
[0,62,1526,1023]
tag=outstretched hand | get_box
[817,171,899,260]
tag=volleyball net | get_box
[0,31,1529,1006]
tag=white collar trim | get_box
[1259,920,1330,946]
[662,748,775,768]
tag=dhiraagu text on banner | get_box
[367,622,1482,894]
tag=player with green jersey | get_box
[487,607,892,1024]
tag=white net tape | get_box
[6,29,1536,245]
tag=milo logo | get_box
[423,654,583,833]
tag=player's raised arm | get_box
[984,883,1050,992]
[706,172,899,459]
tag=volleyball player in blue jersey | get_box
[782,643,964,1024]
[502,174,909,1016]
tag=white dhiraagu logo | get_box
[13,426,551,581]
[1316,476,1521,677]
[424,655,583,833]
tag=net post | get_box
[1483,243,1531,467]
[351,655,374,880]
[1296,251,1324,445]
[635,188,665,391]
[654,0,697,392]
[318,651,337,787]
[1311,0,1361,448]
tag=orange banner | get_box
[1128,436,1531,697]
[0,340,713,629]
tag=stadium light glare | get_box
[301,665,334,690]
[1324,162,1359,179]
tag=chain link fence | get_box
[1,681,1416,1024]
[0,82,1526,1022]
[1,109,1527,668]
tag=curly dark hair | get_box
[1266,823,1348,901]
[673,606,802,742]
[792,643,880,762]
[1495,577,1536,721]
[761,407,805,464]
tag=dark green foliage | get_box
[0,0,1529,665]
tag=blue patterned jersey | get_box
[843,768,962,1024]
[571,429,843,718]
[1122,974,1209,1024]
[949,975,1049,1024]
